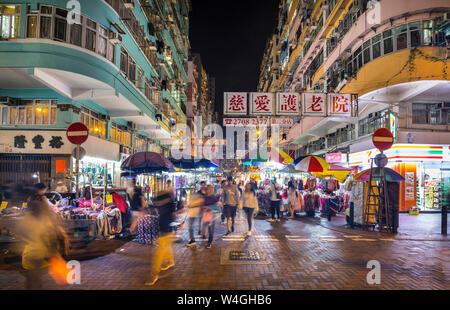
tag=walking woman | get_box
[268,180,281,222]
[130,186,147,234]
[242,183,259,236]
[18,189,68,289]
[287,184,298,219]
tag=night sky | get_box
[189,0,280,123]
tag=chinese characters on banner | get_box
[276,93,299,115]
[302,93,326,116]
[328,93,351,116]
[224,92,355,117]
[250,93,274,115]
[224,92,247,115]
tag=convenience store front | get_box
[349,144,450,212]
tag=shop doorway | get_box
[0,154,51,184]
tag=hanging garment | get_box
[137,215,159,245]
[96,211,112,238]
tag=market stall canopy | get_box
[243,147,293,165]
[312,164,352,183]
[279,165,303,174]
[169,158,218,170]
[121,152,174,174]
[294,155,330,172]
[354,168,405,182]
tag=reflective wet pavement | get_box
[0,213,448,290]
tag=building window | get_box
[27,14,37,38]
[409,21,421,47]
[85,18,96,52]
[111,122,131,147]
[0,100,57,125]
[54,8,67,42]
[395,24,407,50]
[412,103,441,124]
[363,40,371,65]
[372,33,381,60]
[107,41,115,63]
[70,16,83,47]
[80,107,107,138]
[98,25,108,57]
[0,5,20,39]
[120,48,129,75]
[383,29,393,54]
[423,20,434,46]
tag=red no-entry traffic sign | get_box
[66,122,89,145]
[372,128,394,151]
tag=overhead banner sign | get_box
[276,93,299,115]
[223,118,294,127]
[328,93,351,116]
[250,93,274,115]
[224,92,247,115]
[224,92,357,117]
[302,93,326,116]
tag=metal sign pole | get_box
[76,144,80,198]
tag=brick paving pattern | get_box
[0,213,449,290]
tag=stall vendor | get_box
[28,183,60,213]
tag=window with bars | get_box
[26,5,116,63]
[111,122,131,147]
[0,100,57,125]
[134,135,148,152]
[0,5,21,39]
[80,107,107,138]
[412,103,442,125]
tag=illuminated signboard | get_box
[389,112,398,140]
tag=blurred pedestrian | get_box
[186,190,203,247]
[217,180,226,224]
[145,189,176,286]
[17,194,68,289]
[223,176,240,234]
[242,183,258,236]
[28,183,60,212]
[129,186,147,234]
[287,183,298,219]
[203,185,221,248]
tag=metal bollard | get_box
[442,205,448,235]
[350,202,354,229]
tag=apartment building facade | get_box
[0,0,191,187]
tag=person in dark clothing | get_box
[202,185,221,248]
[145,189,176,286]
[130,186,147,234]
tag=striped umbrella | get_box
[354,168,405,182]
[294,155,330,172]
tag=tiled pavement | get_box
[0,212,449,290]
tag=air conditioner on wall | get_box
[350,0,361,13]
[322,0,329,9]
[310,22,318,30]
[109,32,122,44]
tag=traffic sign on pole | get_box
[66,122,88,198]
[66,122,89,145]
[372,128,394,151]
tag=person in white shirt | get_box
[241,183,258,236]
[269,180,281,222]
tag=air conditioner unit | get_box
[124,0,135,9]
[310,22,318,30]
[322,0,330,9]
[109,32,122,44]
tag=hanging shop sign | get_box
[0,130,72,154]
[348,144,450,166]
[328,93,351,116]
[302,93,327,116]
[388,112,398,141]
[276,93,300,115]
[224,92,357,117]
[223,118,294,127]
[325,153,348,163]
[224,92,247,115]
[250,93,274,115]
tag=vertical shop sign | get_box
[250,93,274,115]
[405,172,415,201]
[224,93,247,115]
[276,93,300,115]
[302,93,326,116]
[328,93,351,116]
